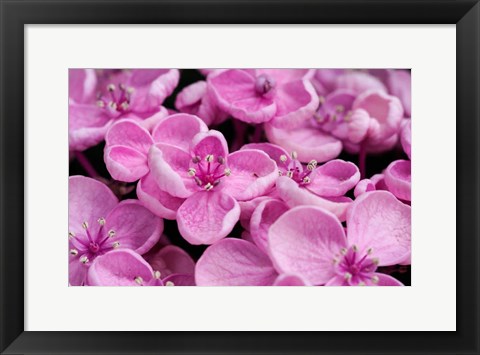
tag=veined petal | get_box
[69,176,118,237]
[105,119,154,155]
[265,124,342,163]
[191,130,229,159]
[104,145,149,182]
[306,160,360,197]
[221,149,278,201]
[145,245,195,277]
[148,143,195,198]
[271,80,319,129]
[105,199,163,255]
[137,173,184,220]
[276,176,351,221]
[209,69,276,123]
[384,160,411,201]
[268,206,348,285]
[176,191,240,245]
[347,191,411,266]
[128,69,180,113]
[196,238,278,286]
[152,113,208,150]
[250,199,289,254]
[87,249,154,286]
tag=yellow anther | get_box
[134,276,143,285]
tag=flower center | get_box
[255,74,276,97]
[334,245,379,286]
[314,97,352,125]
[187,154,231,191]
[278,152,317,186]
[68,217,118,264]
[96,83,134,115]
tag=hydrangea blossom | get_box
[268,191,410,286]
[243,143,360,220]
[69,176,163,285]
[69,69,179,151]
[208,69,318,127]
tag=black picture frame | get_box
[1,0,479,354]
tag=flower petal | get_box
[69,176,118,237]
[196,238,278,286]
[209,69,276,123]
[191,130,229,159]
[69,257,88,286]
[151,113,208,150]
[163,273,196,286]
[148,143,195,198]
[241,142,289,166]
[335,71,387,95]
[265,124,342,163]
[104,146,149,182]
[401,119,411,159]
[273,274,309,286]
[145,245,195,277]
[69,104,111,151]
[384,160,411,201]
[306,160,360,197]
[105,200,163,255]
[271,80,319,129]
[105,119,154,154]
[221,149,278,201]
[177,191,240,245]
[69,69,97,104]
[374,273,404,286]
[347,191,411,266]
[268,206,348,285]
[128,69,180,113]
[250,199,289,254]
[87,249,154,286]
[387,70,411,117]
[137,173,184,220]
[276,176,351,221]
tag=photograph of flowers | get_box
[69,68,411,287]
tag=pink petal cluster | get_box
[69,68,411,287]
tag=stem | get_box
[74,151,99,178]
[251,123,263,143]
[359,143,367,179]
[231,120,247,151]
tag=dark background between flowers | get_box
[69,69,411,286]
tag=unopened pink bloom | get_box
[69,69,178,151]
[208,69,318,128]
[146,116,278,244]
[69,176,163,285]
[243,143,360,221]
[268,191,410,286]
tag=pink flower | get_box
[69,176,163,285]
[104,114,206,220]
[243,143,360,221]
[145,116,278,244]
[311,69,345,96]
[69,69,179,151]
[208,69,318,128]
[268,191,410,286]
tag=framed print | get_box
[1,0,479,354]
